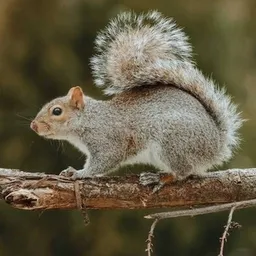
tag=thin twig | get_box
[74,181,82,209]
[144,199,256,220]
[146,218,159,256]
[218,206,240,256]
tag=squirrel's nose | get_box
[30,120,38,133]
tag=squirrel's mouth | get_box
[30,120,54,138]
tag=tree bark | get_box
[0,168,255,211]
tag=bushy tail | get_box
[90,10,243,162]
[90,10,192,94]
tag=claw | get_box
[152,182,165,193]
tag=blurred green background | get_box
[0,0,255,255]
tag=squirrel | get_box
[30,11,242,185]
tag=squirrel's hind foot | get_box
[139,172,177,193]
[139,172,160,186]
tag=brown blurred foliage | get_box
[0,0,256,255]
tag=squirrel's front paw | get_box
[60,167,89,180]
[60,166,78,180]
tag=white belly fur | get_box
[121,142,170,172]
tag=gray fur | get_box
[60,85,238,180]
[32,11,243,180]
[90,10,242,167]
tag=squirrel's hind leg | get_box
[139,157,198,193]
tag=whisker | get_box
[57,141,63,152]
[16,113,33,121]
[60,141,66,154]
[17,123,31,126]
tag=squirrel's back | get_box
[90,10,242,167]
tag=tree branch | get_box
[0,168,256,211]
[144,199,256,219]
[218,206,239,256]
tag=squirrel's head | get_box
[30,86,85,139]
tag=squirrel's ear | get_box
[67,86,85,109]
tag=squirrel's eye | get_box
[52,107,62,116]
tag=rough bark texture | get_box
[0,168,255,210]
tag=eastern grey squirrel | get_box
[30,11,242,183]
